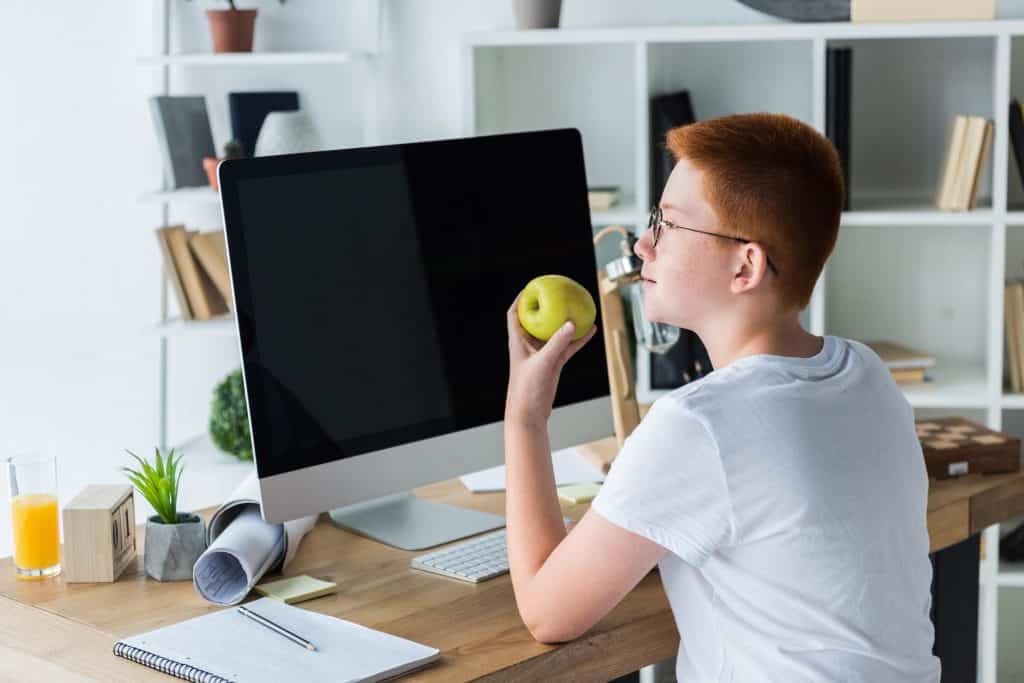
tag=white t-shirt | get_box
[592,335,941,682]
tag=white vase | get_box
[254,111,323,157]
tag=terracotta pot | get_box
[205,9,257,54]
[203,157,221,191]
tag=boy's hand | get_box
[505,295,597,428]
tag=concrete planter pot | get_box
[144,513,207,582]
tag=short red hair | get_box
[666,113,843,311]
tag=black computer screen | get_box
[219,129,609,478]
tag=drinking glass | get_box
[6,454,61,579]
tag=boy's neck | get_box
[701,316,824,371]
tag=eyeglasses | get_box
[647,206,779,277]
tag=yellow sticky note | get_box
[254,575,338,604]
[557,482,602,504]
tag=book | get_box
[826,47,852,210]
[863,340,936,370]
[952,116,988,210]
[1005,282,1022,392]
[229,91,300,158]
[1010,99,1024,196]
[936,115,968,210]
[967,119,994,210]
[650,90,696,207]
[1011,281,1024,392]
[189,230,233,310]
[155,225,193,320]
[165,226,229,320]
[149,96,216,188]
[113,597,440,683]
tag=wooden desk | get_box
[2,458,1024,682]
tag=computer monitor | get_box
[217,129,613,550]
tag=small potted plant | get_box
[123,448,206,581]
[203,139,244,192]
[187,0,286,54]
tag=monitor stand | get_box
[327,492,505,551]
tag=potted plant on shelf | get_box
[209,368,253,461]
[123,447,207,581]
[203,139,243,192]
[188,0,286,54]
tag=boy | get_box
[504,113,940,681]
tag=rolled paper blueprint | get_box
[192,470,318,604]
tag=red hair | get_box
[666,113,843,311]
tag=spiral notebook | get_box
[113,597,440,683]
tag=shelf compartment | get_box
[471,43,637,204]
[831,36,996,213]
[826,223,991,398]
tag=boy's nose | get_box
[634,230,653,261]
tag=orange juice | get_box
[11,493,60,574]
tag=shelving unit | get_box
[137,50,368,67]
[463,19,1024,682]
[139,1,380,497]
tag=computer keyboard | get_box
[411,528,510,583]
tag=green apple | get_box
[517,274,596,342]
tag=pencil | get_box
[238,605,318,652]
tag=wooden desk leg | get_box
[931,533,980,683]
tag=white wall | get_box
[5,0,1024,559]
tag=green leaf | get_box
[122,448,184,524]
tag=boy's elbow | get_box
[525,614,584,644]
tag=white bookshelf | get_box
[144,314,237,338]
[139,186,219,206]
[140,1,380,469]
[463,19,1024,682]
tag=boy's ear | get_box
[730,243,771,294]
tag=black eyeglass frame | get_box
[647,206,780,277]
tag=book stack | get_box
[588,186,620,211]
[935,114,993,211]
[155,226,232,321]
[863,340,936,384]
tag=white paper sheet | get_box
[458,447,605,493]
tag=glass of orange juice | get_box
[5,454,60,579]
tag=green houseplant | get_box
[209,368,253,461]
[123,448,206,581]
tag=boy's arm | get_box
[504,417,666,643]
[503,299,665,643]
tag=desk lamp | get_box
[592,225,680,449]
